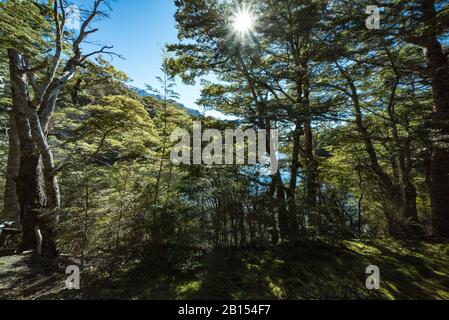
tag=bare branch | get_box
[73,0,105,54]
[20,59,50,75]
[33,0,65,106]
[52,146,81,175]
[80,45,123,63]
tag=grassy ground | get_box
[1,239,448,300]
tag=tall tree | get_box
[1,0,116,255]
[341,0,449,235]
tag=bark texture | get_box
[2,111,20,222]
[421,0,449,237]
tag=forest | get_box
[0,0,449,300]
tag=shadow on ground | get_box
[1,239,448,300]
[82,239,449,300]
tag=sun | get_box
[231,8,255,37]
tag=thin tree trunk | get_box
[339,63,403,233]
[389,95,419,224]
[287,81,303,240]
[303,115,318,208]
[383,43,420,225]
[275,171,290,241]
[268,177,280,244]
[357,169,364,236]
[302,80,319,228]
[239,207,246,247]
[400,119,419,224]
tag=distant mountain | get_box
[131,86,152,97]
[169,101,202,118]
[130,86,202,117]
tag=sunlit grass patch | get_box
[265,276,285,299]
[175,280,202,298]
[343,241,382,256]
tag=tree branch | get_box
[80,45,123,63]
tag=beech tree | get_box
[330,0,449,235]
[1,0,116,255]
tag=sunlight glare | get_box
[231,8,255,37]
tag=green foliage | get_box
[0,0,51,55]
[76,95,158,158]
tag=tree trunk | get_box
[15,113,44,251]
[347,73,403,234]
[289,115,302,196]
[400,122,419,224]
[29,111,59,256]
[275,171,290,241]
[28,109,60,210]
[239,207,246,247]
[422,0,449,237]
[8,49,59,255]
[302,82,319,228]
[287,121,300,239]
[2,111,20,222]
[303,115,318,208]
[268,178,280,244]
[8,49,43,250]
[387,80,419,224]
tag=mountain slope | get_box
[130,86,202,117]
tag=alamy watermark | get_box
[365,265,380,290]
[65,265,80,290]
[366,5,381,30]
[170,122,279,176]
[66,5,81,31]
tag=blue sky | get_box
[75,0,215,115]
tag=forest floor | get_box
[1,239,449,300]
